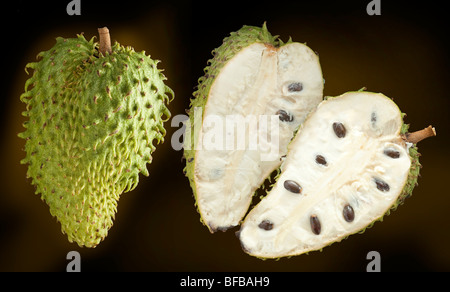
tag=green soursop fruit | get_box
[238,91,435,258]
[184,23,324,232]
[19,28,173,247]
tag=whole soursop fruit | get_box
[184,23,324,232]
[238,91,436,258]
[19,28,173,247]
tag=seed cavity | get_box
[310,215,321,235]
[283,180,302,194]
[343,204,355,222]
[276,110,294,122]
[288,82,303,92]
[333,122,346,138]
[384,148,400,159]
[374,178,390,192]
[209,168,224,180]
[315,155,327,166]
[258,220,274,231]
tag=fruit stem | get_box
[404,125,436,144]
[98,27,112,56]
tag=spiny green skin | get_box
[19,34,173,247]
[398,124,421,205]
[183,23,289,226]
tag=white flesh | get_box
[194,42,323,231]
[239,92,411,258]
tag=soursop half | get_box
[184,24,324,232]
[238,91,436,258]
[19,28,173,247]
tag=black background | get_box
[1,0,449,272]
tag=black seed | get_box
[310,215,321,235]
[384,148,400,159]
[288,82,303,92]
[343,204,355,222]
[284,180,302,194]
[258,220,274,231]
[332,122,346,138]
[374,178,390,192]
[371,112,377,123]
[315,155,327,165]
[276,110,294,122]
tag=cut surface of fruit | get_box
[238,91,421,258]
[187,26,323,232]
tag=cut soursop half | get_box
[238,91,436,258]
[184,24,324,232]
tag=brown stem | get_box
[403,125,436,144]
[98,27,112,55]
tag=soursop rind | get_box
[184,23,324,232]
[184,23,280,173]
[19,34,173,247]
[238,91,422,258]
[184,24,282,228]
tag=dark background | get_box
[0,0,448,272]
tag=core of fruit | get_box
[19,27,173,247]
[237,91,435,258]
[184,23,324,232]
